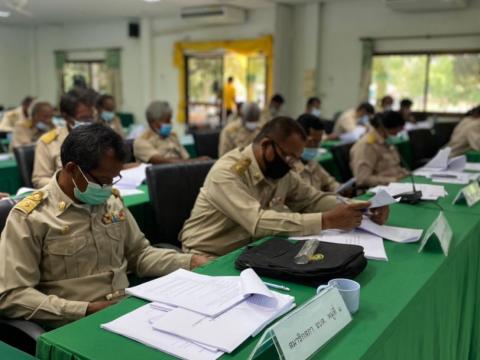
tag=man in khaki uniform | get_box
[180,117,389,257]
[10,102,55,150]
[331,102,375,138]
[447,107,480,157]
[350,111,409,188]
[219,102,261,156]
[134,101,190,164]
[32,92,95,188]
[0,124,208,327]
[96,94,125,138]
[260,94,285,124]
[0,96,35,132]
[297,114,340,192]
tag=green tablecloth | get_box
[1,341,36,360]
[122,184,157,244]
[36,193,480,359]
[0,157,22,195]
[466,151,480,163]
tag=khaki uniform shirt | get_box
[32,127,69,189]
[99,116,125,138]
[447,117,480,157]
[299,161,340,192]
[218,119,259,156]
[0,175,192,327]
[180,145,338,257]
[333,109,357,135]
[133,128,189,163]
[0,106,27,132]
[10,120,46,150]
[350,129,409,187]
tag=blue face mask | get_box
[72,119,93,129]
[359,115,370,126]
[158,123,172,138]
[72,167,113,205]
[35,122,50,132]
[52,116,66,127]
[101,111,115,123]
[301,148,318,162]
[311,108,321,118]
[386,134,399,145]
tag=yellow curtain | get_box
[173,35,274,123]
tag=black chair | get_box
[13,144,36,188]
[407,129,438,169]
[434,121,458,149]
[0,198,45,355]
[192,129,220,159]
[123,139,135,163]
[146,160,216,247]
[322,120,335,135]
[330,142,355,183]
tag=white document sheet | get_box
[421,147,466,172]
[290,229,388,261]
[339,126,366,143]
[465,162,480,171]
[414,170,472,185]
[115,163,150,189]
[369,189,398,208]
[151,292,295,354]
[118,188,145,197]
[126,268,275,317]
[359,217,423,243]
[0,153,12,161]
[369,183,447,201]
[101,304,223,360]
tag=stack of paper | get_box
[370,183,447,201]
[291,230,388,261]
[414,147,469,184]
[103,269,295,359]
[465,162,480,172]
[339,126,366,143]
[115,163,150,190]
[359,217,423,243]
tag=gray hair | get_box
[146,101,172,123]
[30,101,52,118]
[241,102,261,123]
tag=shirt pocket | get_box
[43,235,88,280]
[103,222,126,266]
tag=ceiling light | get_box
[144,0,161,3]
[0,10,10,17]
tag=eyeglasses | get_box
[79,167,123,187]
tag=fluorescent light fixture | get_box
[0,10,10,17]
[144,0,161,3]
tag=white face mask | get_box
[311,108,321,117]
[244,122,258,131]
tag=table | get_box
[0,341,36,360]
[36,195,480,359]
[0,156,22,195]
[466,151,480,163]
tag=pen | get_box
[264,282,290,292]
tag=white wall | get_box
[0,24,32,108]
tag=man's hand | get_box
[322,202,371,231]
[190,254,210,269]
[0,192,9,200]
[368,206,389,225]
[86,300,117,315]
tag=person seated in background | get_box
[297,114,340,192]
[180,117,389,257]
[32,92,95,188]
[331,102,375,138]
[399,98,416,124]
[447,105,480,157]
[380,95,394,112]
[219,102,261,156]
[96,94,125,138]
[304,96,322,118]
[261,94,285,123]
[10,101,54,150]
[350,111,409,188]
[133,101,191,164]
[0,96,35,132]
[0,124,208,328]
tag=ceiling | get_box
[0,0,321,25]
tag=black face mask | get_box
[263,142,291,180]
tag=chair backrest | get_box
[331,142,354,182]
[13,144,36,188]
[116,112,135,128]
[0,198,16,234]
[123,139,135,163]
[434,121,458,149]
[146,160,216,246]
[322,120,335,135]
[192,129,220,159]
[407,129,438,169]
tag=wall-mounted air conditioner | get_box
[180,5,246,25]
[385,0,468,12]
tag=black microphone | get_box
[393,139,422,205]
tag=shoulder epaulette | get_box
[111,188,122,198]
[40,129,58,144]
[231,157,251,176]
[366,133,377,145]
[14,191,45,215]
[19,119,32,128]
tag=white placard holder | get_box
[418,211,452,256]
[452,181,480,207]
[248,286,352,360]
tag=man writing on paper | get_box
[180,117,389,257]
[0,124,208,327]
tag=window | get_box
[62,61,110,94]
[370,52,480,113]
